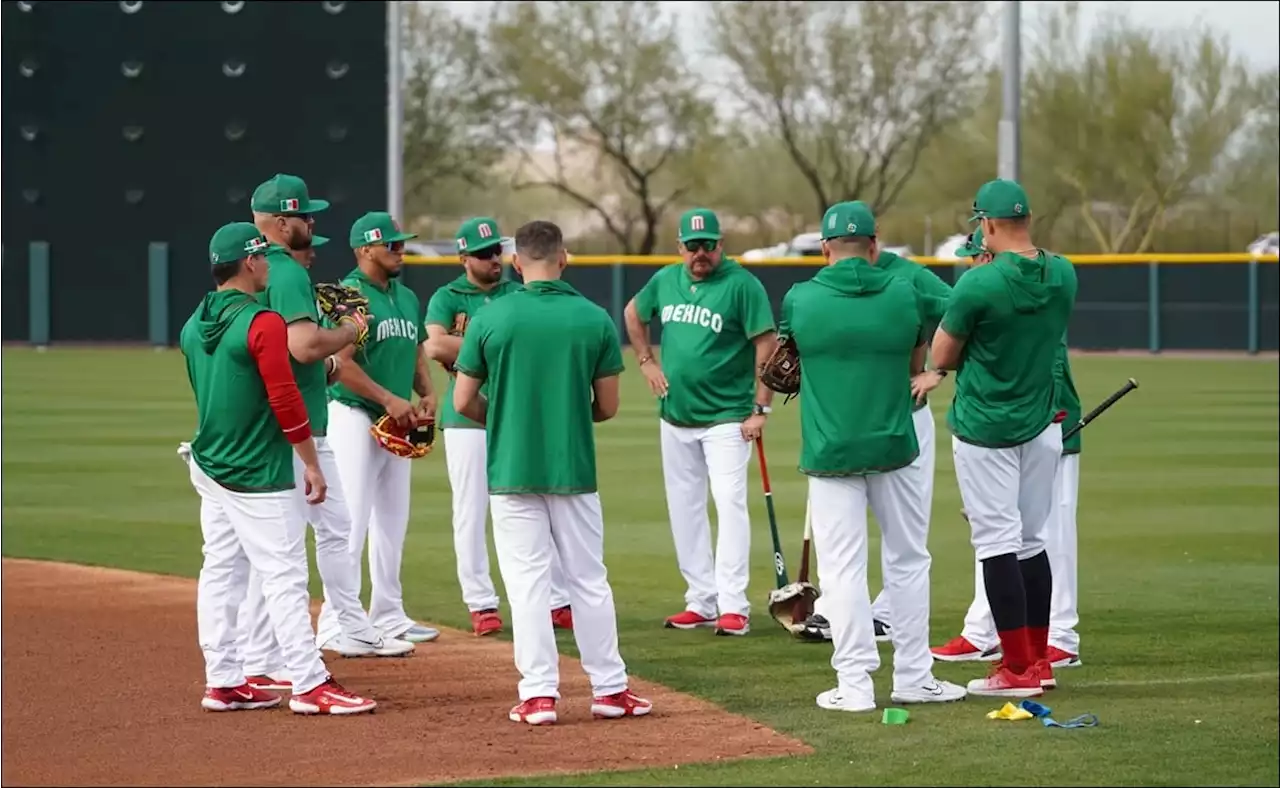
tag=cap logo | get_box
[364,228,384,244]
[827,214,837,229]
[457,238,467,251]
[211,252,220,263]
[478,223,494,239]
[281,198,300,212]
[245,236,269,254]
[690,215,706,231]
[1014,203,1024,214]
[847,222,857,234]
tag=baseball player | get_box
[798,243,954,646]
[932,254,1086,669]
[780,202,965,712]
[237,175,414,694]
[914,179,1078,698]
[424,217,574,636]
[453,220,651,726]
[313,211,441,646]
[623,207,777,636]
[181,221,375,715]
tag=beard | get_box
[288,226,313,251]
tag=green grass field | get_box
[3,348,1278,786]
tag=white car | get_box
[1247,231,1278,256]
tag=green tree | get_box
[1023,3,1269,253]
[399,2,525,221]
[483,0,714,255]
[709,0,990,219]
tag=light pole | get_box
[998,0,1021,182]
[387,0,404,220]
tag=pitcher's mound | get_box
[1,559,810,786]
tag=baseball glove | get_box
[315,282,371,348]
[767,581,821,636]
[370,413,436,459]
[759,335,801,399]
[450,313,469,337]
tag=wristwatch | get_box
[753,403,773,416]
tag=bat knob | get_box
[1129,378,1139,388]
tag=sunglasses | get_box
[684,239,718,253]
[385,241,405,253]
[469,245,503,261]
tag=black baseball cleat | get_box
[796,614,832,642]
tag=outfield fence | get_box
[12,245,1280,354]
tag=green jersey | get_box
[781,258,926,476]
[632,258,775,427]
[876,250,953,411]
[259,248,329,436]
[327,269,423,421]
[1055,338,1082,455]
[180,290,294,492]
[454,280,625,495]
[940,250,1078,448]
[425,275,523,429]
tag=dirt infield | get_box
[0,559,810,787]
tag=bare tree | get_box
[483,0,714,254]
[400,2,525,219]
[710,1,989,219]
[1024,3,1269,253]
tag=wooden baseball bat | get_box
[797,500,813,584]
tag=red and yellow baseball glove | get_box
[370,414,436,459]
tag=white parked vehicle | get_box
[1247,231,1278,256]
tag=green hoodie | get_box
[940,249,1078,448]
[877,250,955,410]
[453,279,625,495]
[780,257,926,476]
[424,274,524,429]
[179,290,295,492]
[632,257,776,427]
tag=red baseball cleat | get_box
[551,605,574,630]
[289,678,377,715]
[471,609,503,637]
[714,613,750,636]
[663,610,716,630]
[591,689,653,719]
[509,696,557,725]
[966,663,1044,698]
[201,683,281,712]
[931,635,1001,662]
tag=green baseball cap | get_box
[350,211,418,249]
[678,208,722,243]
[969,179,1030,222]
[455,217,502,254]
[820,201,876,240]
[312,235,330,248]
[955,227,986,258]
[250,173,330,215]
[209,222,271,265]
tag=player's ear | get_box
[557,247,568,270]
[512,253,524,277]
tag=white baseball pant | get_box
[444,428,570,612]
[238,437,382,676]
[489,492,629,701]
[184,450,329,695]
[959,452,1081,654]
[859,406,936,627]
[808,453,934,695]
[314,402,417,640]
[659,420,753,618]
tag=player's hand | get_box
[303,463,328,504]
[740,413,767,442]
[911,370,945,404]
[384,396,418,428]
[640,360,669,398]
[416,392,437,422]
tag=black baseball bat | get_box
[1063,378,1139,441]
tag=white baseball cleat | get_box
[393,623,440,643]
[816,687,876,713]
[320,633,415,658]
[890,678,967,704]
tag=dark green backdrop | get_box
[2,0,387,342]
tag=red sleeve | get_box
[248,311,312,444]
